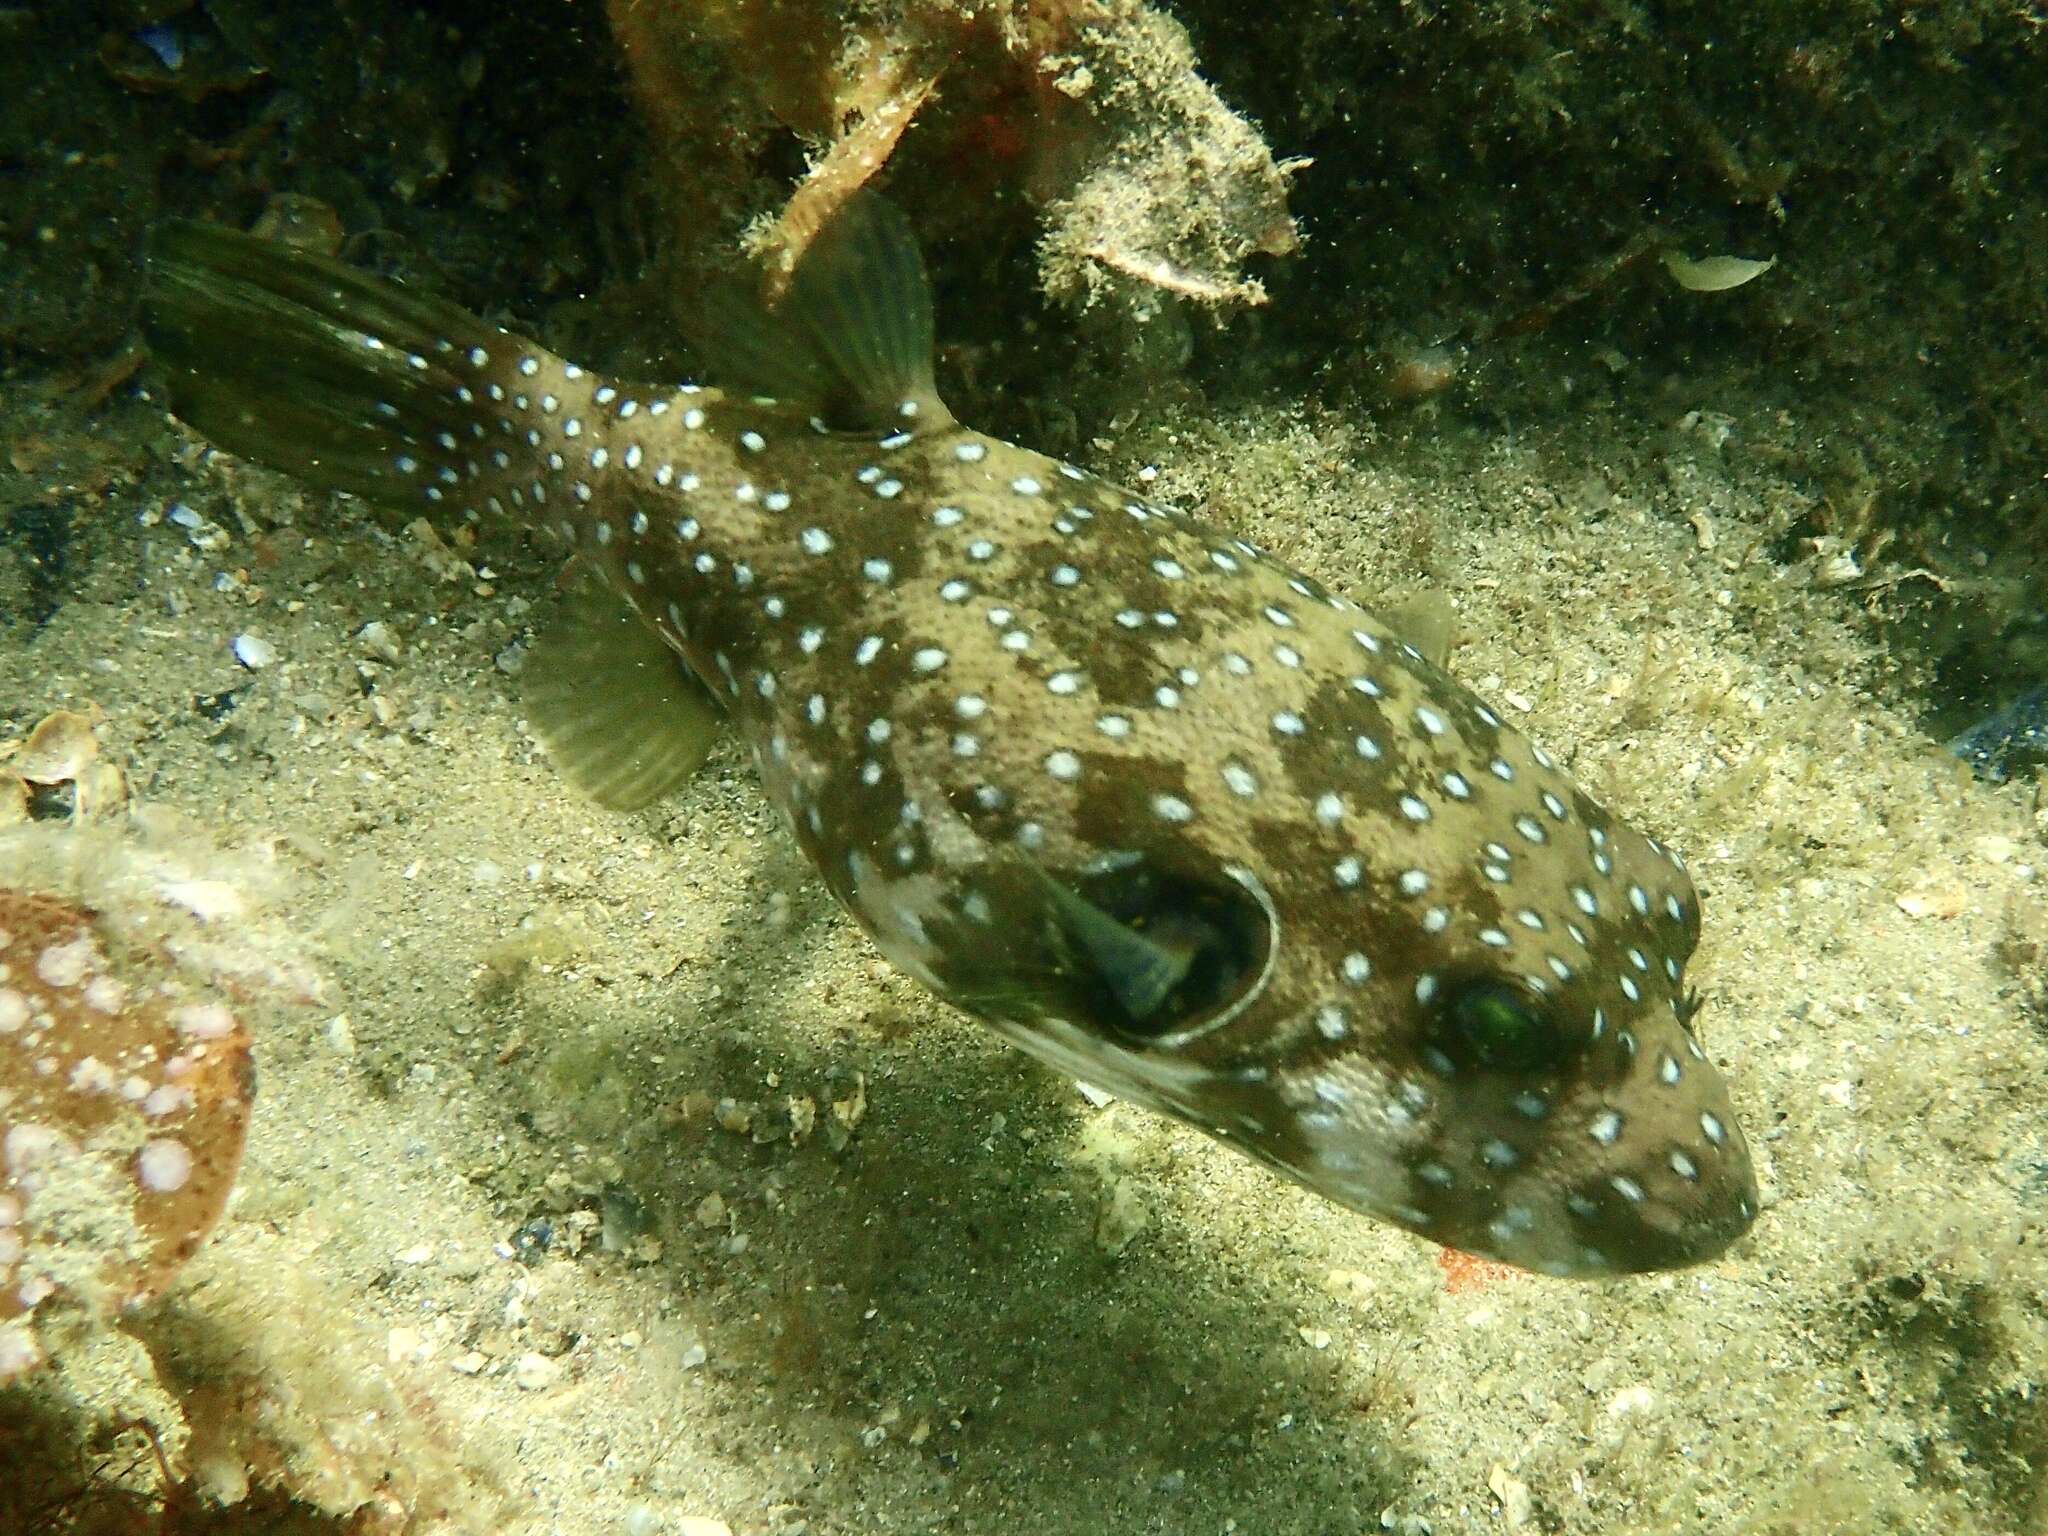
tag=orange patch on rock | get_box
[1435,1247,1516,1295]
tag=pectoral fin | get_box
[1034,869,1199,1028]
[523,564,723,811]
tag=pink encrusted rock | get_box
[0,888,254,1379]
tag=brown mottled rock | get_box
[0,888,254,1381]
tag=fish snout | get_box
[1477,1064,1758,1278]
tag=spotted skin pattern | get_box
[144,221,1756,1278]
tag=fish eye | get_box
[1042,861,1271,1041]
[1431,977,1569,1075]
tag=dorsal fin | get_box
[696,194,950,431]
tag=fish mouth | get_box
[1425,1119,1759,1279]
[1547,1178,1756,1277]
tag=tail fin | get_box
[143,221,542,511]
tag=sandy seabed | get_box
[3,369,2044,1535]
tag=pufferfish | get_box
[141,196,1755,1278]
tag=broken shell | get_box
[73,760,129,822]
[1663,251,1776,292]
[231,633,276,669]
[11,710,98,786]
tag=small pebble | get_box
[231,634,275,670]
[1488,1464,1533,1530]
[1606,1384,1657,1417]
[513,1351,561,1390]
[510,1217,553,1263]
[356,620,403,662]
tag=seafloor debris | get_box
[1948,686,2048,784]
[606,0,1300,312]
[0,708,126,825]
[0,826,475,1529]
[1662,249,1776,293]
[97,11,268,105]
[0,887,254,1383]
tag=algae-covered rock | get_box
[606,0,1299,312]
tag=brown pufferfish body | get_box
[142,200,1755,1278]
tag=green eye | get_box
[1442,980,1564,1073]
